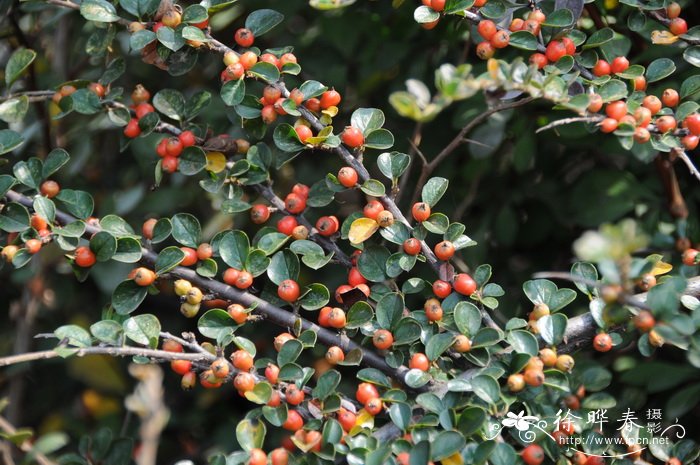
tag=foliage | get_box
[1,1,700,465]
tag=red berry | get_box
[178,130,196,147]
[432,280,452,298]
[75,246,96,267]
[667,2,681,19]
[285,193,306,214]
[490,30,510,49]
[610,56,629,74]
[409,353,430,371]
[338,167,358,188]
[669,18,688,36]
[642,95,662,115]
[363,200,385,220]
[40,180,60,198]
[316,215,339,236]
[562,37,576,55]
[250,204,270,224]
[529,53,548,69]
[592,59,611,77]
[348,267,367,287]
[656,115,677,133]
[372,329,394,350]
[134,103,154,118]
[599,118,619,133]
[605,101,628,121]
[341,126,364,148]
[545,40,567,62]
[320,89,341,109]
[412,202,431,222]
[278,279,300,303]
[165,137,183,157]
[180,247,198,266]
[123,119,141,138]
[235,270,254,289]
[162,156,179,173]
[277,215,298,235]
[477,20,497,41]
[403,238,421,255]
[454,273,477,296]
[434,240,455,261]
[356,382,379,404]
[593,333,613,352]
[522,444,545,465]
[476,41,495,60]
[682,248,699,266]
[295,125,312,143]
[234,28,254,47]
[662,88,680,107]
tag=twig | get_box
[126,364,169,465]
[676,150,700,182]
[3,190,419,391]
[0,346,210,367]
[407,97,535,209]
[535,115,603,133]
[0,416,57,465]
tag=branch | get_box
[535,115,604,133]
[408,96,535,208]
[3,190,418,391]
[0,416,56,465]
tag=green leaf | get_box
[431,431,466,461]
[684,46,700,68]
[244,382,272,405]
[183,4,208,23]
[571,261,597,295]
[130,30,156,50]
[249,62,280,84]
[154,246,186,275]
[346,301,374,329]
[522,279,576,311]
[425,333,455,361]
[377,151,411,180]
[542,8,574,27]
[112,280,148,314]
[364,128,394,150]
[357,368,392,388]
[506,330,538,356]
[312,369,341,400]
[421,177,449,207]
[299,283,330,310]
[171,213,201,248]
[151,218,172,243]
[0,203,30,232]
[471,375,500,404]
[70,89,101,114]
[13,159,42,189]
[457,407,487,437]
[235,419,265,452]
[153,89,185,121]
[43,148,70,178]
[90,320,122,345]
[245,9,284,36]
[393,318,422,345]
[273,124,305,152]
[537,314,568,345]
[156,26,185,52]
[0,175,15,197]
[405,368,431,388]
[351,108,385,135]
[179,147,207,175]
[508,31,538,50]
[220,230,250,269]
[277,339,303,366]
[645,58,676,83]
[221,79,246,106]
[598,79,628,102]
[123,314,160,347]
[389,402,412,431]
[422,213,449,234]
[360,179,386,197]
[90,231,117,262]
[584,28,614,49]
[80,0,120,22]
[198,309,236,341]
[298,80,327,99]
[376,292,404,330]
[267,250,300,285]
[54,325,91,348]
[454,301,481,336]
[5,48,36,87]
[0,96,29,123]
[257,232,289,255]
[56,189,94,219]
[357,244,390,282]
[0,129,24,155]
[414,5,439,23]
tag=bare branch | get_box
[0,416,56,465]
[535,116,603,133]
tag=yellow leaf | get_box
[442,453,465,465]
[651,30,680,45]
[206,151,227,173]
[651,261,673,276]
[350,409,375,432]
[348,217,379,245]
[322,105,339,118]
[487,58,500,79]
